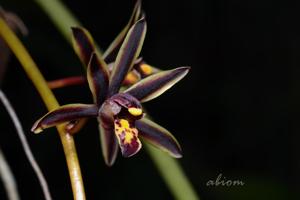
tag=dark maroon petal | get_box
[99,101,120,166]
[87,53,109,106]
[103,0,142,63]
[136,118,182,158]
[108,18,147,96]
[31,104,98,133]
[125,67,190,102]
[71,27,95,66]
[98,118,119,166]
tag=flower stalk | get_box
[48,75,85,89]
[0,18,86,200]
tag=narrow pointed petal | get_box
[108,18,147,96]
[136,118,182,158]
[103,0,142,62]
[125,67,190,103]
[31,104,98,134]
[87,53,109,105]
[114,118,142,157]
[71,27,95,66]
[98,102,120,166]
[98,119,119,166]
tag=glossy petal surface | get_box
[125,67,190,102]
[108,18,147,96]
[31,104,98,133]
[136,118,182,158]
[71,27,95,66]
[87,53,109,105]
[98,118,119,166]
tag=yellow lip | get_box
[128,107,143,116]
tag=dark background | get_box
[0,0,294,199]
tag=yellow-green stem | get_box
[145,144,199,200]
[33,0,102,53]
[0,18,86,200]
[34,0,82,44]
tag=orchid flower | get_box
[31,18,190,166]
[48,1,159,135]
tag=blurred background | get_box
[0,0,294,199]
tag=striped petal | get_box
[136,118,182,158]
[87,53,109,106]
[103,0,142,62]
[71,27,95,66]
[31,104,98,134]
[108,18,147,96]
[125,67,190,103]
[114,118,142,157]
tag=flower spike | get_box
[108,18,147,96]
[125,67,190,103]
